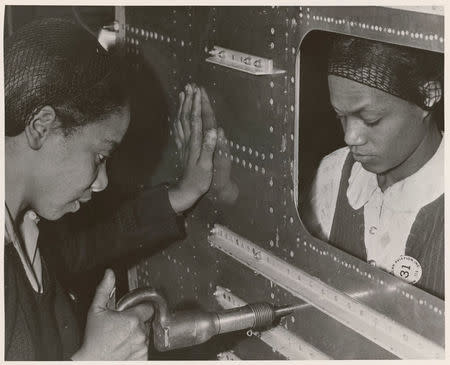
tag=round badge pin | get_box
[391,255,422,284]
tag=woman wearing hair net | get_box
[303,35,444,299]
[4,18,228,360]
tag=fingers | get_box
[90,269,115,312]
[198,128,217,170]
[174,118,184,157]
[180,84,193,141]
[129,346,148,361]
[176,91,185,125]
[209,127,239,204]
[217,127,228,153]
[190,85,202,122]
[198,87,217,172]
[188,87,203,165]
[176,92,185,143]
[169,82,221,212]
[128,330,149,360]
[122,303,152,356]
[128,303,154,323]
[122,303,152,355]
[201,87,217,131]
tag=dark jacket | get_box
[4,185,185,360]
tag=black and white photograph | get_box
[2,4,445,361]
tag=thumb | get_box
[90,269,116,312]
[127,303,155,323]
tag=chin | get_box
[359,161,387,175]
[34,206,67,221]
[40,212,65,221]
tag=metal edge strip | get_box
[208,224,444,359]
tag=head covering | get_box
[327,35,443,111]
[5,18,118,136]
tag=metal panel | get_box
[118,6,444,360]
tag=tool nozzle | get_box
[273,303,304,319]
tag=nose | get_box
[91,163,109,193]
[343,116,367,147]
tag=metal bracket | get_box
[208,224,444,359]
[214,286,331,360]
[206,45,286,75]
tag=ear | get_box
[24,106,58,150]
[422,80,442,109]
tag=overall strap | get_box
[329,153,367,261]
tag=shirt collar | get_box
[347,136,444,212]
[5,205,42,292]
[5,207,40,243]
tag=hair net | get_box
[5,18,119,136]
[328,35,443,111]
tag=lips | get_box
[71,200,80,212]
[70,197,90,213]
[352,152,373,163]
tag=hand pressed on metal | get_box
[169,84,218,213]
[197,87,238,204]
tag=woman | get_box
[303,35,444,298]
[5,18,220,360]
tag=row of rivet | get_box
[300,238,443,315]
[297,13,444,43]
[126,24,193,47]
[218,148,267,175]
[214,225,443,316]
[126,12,443,47]
[226,139,272,161]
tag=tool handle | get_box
[116,287,169,321]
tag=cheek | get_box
[376,115,422,159]
[33,136,100,219]
[67,161,99,192]
[50,158,98,200]
[378,124,404,153]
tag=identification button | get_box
[391,255,422,284]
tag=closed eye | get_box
[365,118,381,126]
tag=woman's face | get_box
[328,75,427,175]
[31,105,130,220]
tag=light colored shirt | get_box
[308,137,444,273]
[5,207,42,293]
